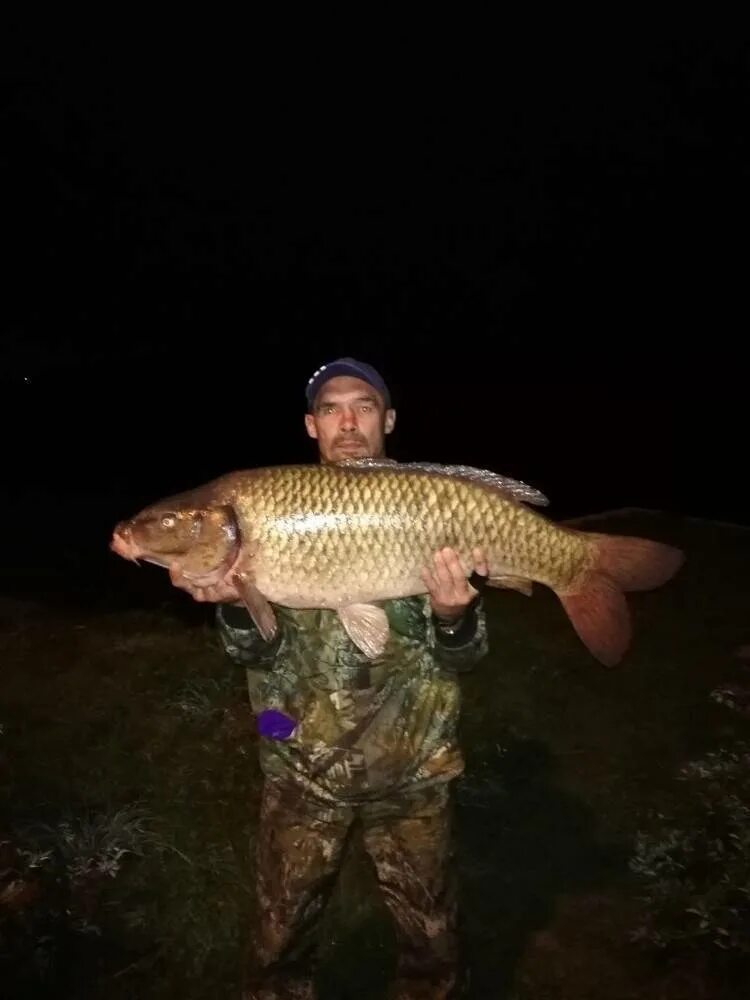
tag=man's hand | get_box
[420,546,489,623]
[169,566,244,605]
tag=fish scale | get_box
[111,459,685,665]
[231,464,580,606]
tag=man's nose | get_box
[339,407,357,429]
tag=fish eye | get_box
[161,514,177,529]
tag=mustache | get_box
[333,433,367,446]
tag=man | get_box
[176,358,490,999]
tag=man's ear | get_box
[304,413,318,439]
[384,408,396,434]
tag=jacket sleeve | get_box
[431,597,489,673]
[215,603,283,670]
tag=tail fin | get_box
[558,533,684,666]
[586,532,685,591]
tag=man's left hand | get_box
[169,566,244,605]
[420,546,489,623]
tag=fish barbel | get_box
[110,458,684,665]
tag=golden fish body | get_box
[228,463,587,608]
[111,459,684,665]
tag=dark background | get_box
[2,22,748,581]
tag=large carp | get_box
[110,458,684,665]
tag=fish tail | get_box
[586,531,685,591]
[557,532,684,666]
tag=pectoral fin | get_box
[488,575,533,596]
[231,571,278,641]
[338,603,389,658]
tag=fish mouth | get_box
[110,527,141,563]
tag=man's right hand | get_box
[169,566,244,605]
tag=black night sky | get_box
[2,24,748,579]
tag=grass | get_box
[1,509,749,998]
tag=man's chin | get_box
[332,444,370,460]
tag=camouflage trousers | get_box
[241,776,459,1000]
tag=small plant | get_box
[1,803,160,988]
[629,741,750,962]
[710,682,750,718]
[167,677,230,720]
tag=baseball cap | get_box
[305,357,391,409]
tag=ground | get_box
[1,509,749,998]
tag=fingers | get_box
[472,546,490,578]
[422,546,490,599]
[199,580,242,603]
[434,548,466,597]
[420,562,438,593]
[433,547,487,591]
[215,580,243,603]
[422,545,494,622]
[421,548,470,604]
[167,567,242,604]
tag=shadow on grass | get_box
[303,737,630,1000]
[454,736,630,998]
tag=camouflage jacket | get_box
[215,596,488,805]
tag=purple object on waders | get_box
[256,709,297,740]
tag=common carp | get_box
[110,458,684,665]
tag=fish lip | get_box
[110,529,141,563]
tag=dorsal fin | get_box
[334,457,549,507]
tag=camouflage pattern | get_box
[217,595,488,804]
[243,778,458,1000]
[218,594,487,998]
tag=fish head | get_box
[111,502,240,579]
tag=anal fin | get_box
[338,603,389,658]
[488,575,533,596]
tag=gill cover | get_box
[130,504,241,578]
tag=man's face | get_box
[304,376,396,463]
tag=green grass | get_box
[1,510,749,999]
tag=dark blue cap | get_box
[305,357,391,409]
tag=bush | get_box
[0,804,157,991]
[629,741,750,961]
